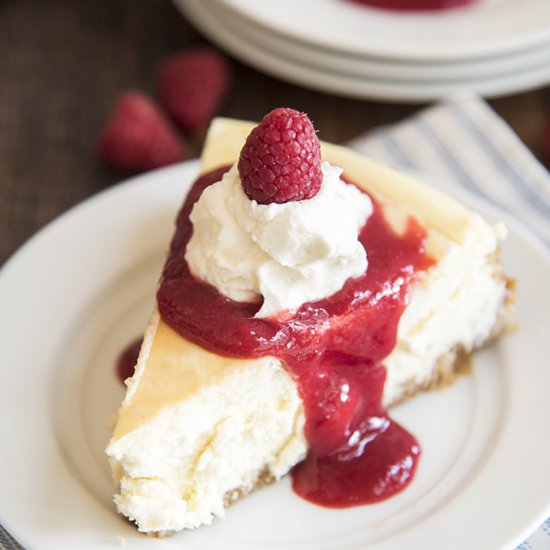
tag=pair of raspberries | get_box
[98,47,229,173]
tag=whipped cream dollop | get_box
[185,162,373,318]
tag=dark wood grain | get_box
[0,0,548,267]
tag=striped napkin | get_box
[1,95,548,550]
[0,527,23,550]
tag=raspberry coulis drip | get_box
[116,337,143,383]
[349,0,476,10]
[157,165,433,507]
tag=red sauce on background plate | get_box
[349,0,476,11]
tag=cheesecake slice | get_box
[106,116,512,534]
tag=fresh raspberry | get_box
[238,108,322,204]
[156,48,230,133]
[97,92,185,173]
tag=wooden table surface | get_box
[1,0,549,267]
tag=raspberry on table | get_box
[238,108,322,204]
[156,47,230,133]
[97,92,185,173]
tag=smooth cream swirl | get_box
[185,162,372,318]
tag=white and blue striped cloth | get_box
[0,527,23,550]
[1,95,548,549]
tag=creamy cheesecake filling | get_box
[106,118,510,534]
[108,322,306,532]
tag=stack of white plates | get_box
[173,0,550,101]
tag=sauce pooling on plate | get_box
[116,337,142,384]
[156,166,434,508]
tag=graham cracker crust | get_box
[146,469,277,538]
[223,468,276,508]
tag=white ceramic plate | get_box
[0,160,549,549]
[176,0,550,101]
[218,0,550,61]
[210,0,550,82]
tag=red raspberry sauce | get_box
[157,166,433,507]
[116,337,142,383]
[349,0,476,11]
